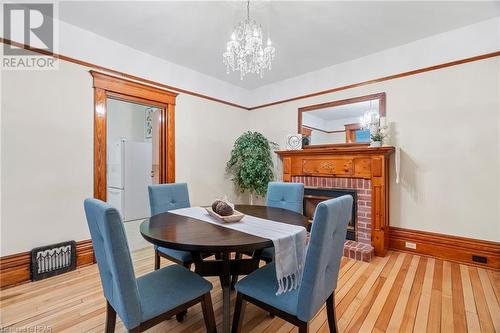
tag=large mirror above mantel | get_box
[299,92,386,147]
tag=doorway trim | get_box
[91,71,177,201]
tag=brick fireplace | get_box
[303,186,358,241]
[276,145,394,261]
[294,176,374,261]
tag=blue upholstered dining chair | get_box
[260,182,305,263]
[266,181,304,214]
[148,183,193,270]
[232,195,353,333]
[83,198,216,333]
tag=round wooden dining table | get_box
[140,204,308,333]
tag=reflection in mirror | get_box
[299,93,385,146]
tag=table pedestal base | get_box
[191,250,263,333]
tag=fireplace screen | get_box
[303,187,357,240]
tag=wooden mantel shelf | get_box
[276,146,395,157]
[276,145,395,256]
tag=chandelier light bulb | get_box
[267,37,272,46]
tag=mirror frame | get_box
[298,92,386,148]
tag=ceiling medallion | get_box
[223,0,276,80]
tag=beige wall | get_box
[0,60,247,255]
[174,94,248,206]
[2,55,498,256]
[1,62,94,256]
[247,57,500,242]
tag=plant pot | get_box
[370,141,382,147]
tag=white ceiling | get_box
[59,1,500,90]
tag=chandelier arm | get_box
[247,0,250,21]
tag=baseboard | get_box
[75,240,95,267]
[389,227,500,270]
[0,240,95,289]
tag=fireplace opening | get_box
[303,187,357,241]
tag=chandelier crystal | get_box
[223,0,276,80]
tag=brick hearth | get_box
[292,176,374,262]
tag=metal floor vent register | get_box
[31,241,76,281]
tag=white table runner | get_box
[170,207,307,295]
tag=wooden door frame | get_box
[91,71,177,201]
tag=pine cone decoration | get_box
[212,200,222,211]
[215,201,234,216]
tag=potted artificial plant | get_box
[370,129,385,147]
[226,131,278,204]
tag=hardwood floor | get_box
[1,248,499,332]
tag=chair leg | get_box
[326,293,338,333]
[176,310,187,322]
[298,322,308,333]
[201,292,217,333]
[154,249,160,270]
[105,301,116,333]
[231,293,247,333]
[176,262,192,321]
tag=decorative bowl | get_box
[205,207,245,223]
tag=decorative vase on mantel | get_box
[370,141,382,147]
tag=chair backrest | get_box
[297,195,353,322]
[266,182,304,214]
[148,183,191,216]
[83,198,142,329]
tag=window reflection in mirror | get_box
[299,93,385,147]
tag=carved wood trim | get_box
[0,240,95,289]
[1,38,498,112]
[249,51,500,110]
[93,88,107,200]
[277,146,394,256]
[0,38,247,110]
[166,103,176,183]
[91,72,176,200]
[91,71,177,104]
[389,227,500,270]
[276,146,394,157]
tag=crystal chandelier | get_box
[360,100,380,129]
[223,0,276,80]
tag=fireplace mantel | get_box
[276,146,394,256]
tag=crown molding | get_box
[1,38,498,112]
[247,51,500,110]
[0,38,249,110]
